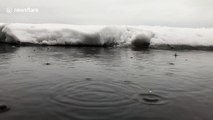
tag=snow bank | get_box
[141,26,213,49]
[0,23,213,50]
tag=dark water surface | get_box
[0,44,213,120]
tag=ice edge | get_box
[1,23,213,50]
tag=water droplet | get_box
[139,93,168,105]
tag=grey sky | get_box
[0,0,213,27]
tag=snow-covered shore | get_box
[1,23,213,49]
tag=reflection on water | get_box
[0,44,213,120]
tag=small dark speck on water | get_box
[85,78,92,81]
[130,57,133,59]
[169,62,175,65]
[45,63,51,65]
[0,104,10,113]
[174,53,178,57]
[123,80,132,84]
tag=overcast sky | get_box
[0,0,213,27]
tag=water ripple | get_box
[48,79,142,119]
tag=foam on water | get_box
[1,23,213,49]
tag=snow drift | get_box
[1,23,213,50]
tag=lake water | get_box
[0,44,213,120]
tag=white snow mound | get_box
[1,23,213,49]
